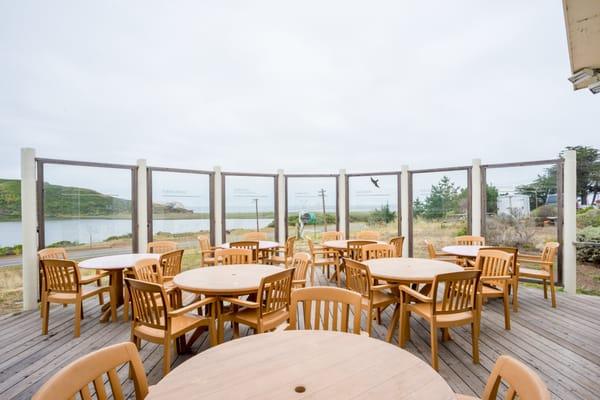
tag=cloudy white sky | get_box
[1,0,598,179]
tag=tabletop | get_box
[364,257,463,283]
[441,245,482,258]
[78,253,160,270]
[220,240,280,250]
[146,330,455,400]
[323,239,385,250]
[173,264,283,295]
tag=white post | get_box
[471,159,482,236]
[136,159,148,253]
[277,169,286,242]
[21,148,38,311]
[338,169,347,236]
[401,165,410,257]
[213,166,223,245]
[563,150,577,294]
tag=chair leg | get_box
[366,308,373,337]
[97,275,104,305]
[471,320,480,364]
[376,308,382,324]
[543,280,548,299]
[74,301,82,337]
[310,265,315,286]
[162,337,171,376]
[430,322,439,371]
[442,328,451,342]
[42,301,50,335]
[512,279,519,312]
[503,291,511,330]
[233,321,240,338]
[123,289,130,320]
[550,279,557,308]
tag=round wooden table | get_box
[441,245,482,258]
[146,330,455,400]
[322,239,385,250]
[79,253,160,322]
[174,264,283,342]
[363,257,463,342]
[220,240,280,250]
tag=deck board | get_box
[1,271,599,400]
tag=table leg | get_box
[217,300,225,344]
[100,270,123,323]
[385,303,400,343]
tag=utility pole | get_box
[318,189,328,232]
[252,198,259,231]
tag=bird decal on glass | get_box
[370,177,380,188]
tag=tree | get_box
[422,176,461,219]
[516,169,556,210]
[413,198,426,217]
[560,146,600,206]
[368,203,396,225]
[486,184,499,214]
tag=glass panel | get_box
[151,171,211,271]
[286,177,337,250]
[412,170,469,257]
[224,175,276,242]
[0,178,22,314]
[484,164,559,282]
[348,174,399,241]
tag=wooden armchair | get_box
[126,278,216,375]
[346,240,377,261]
[225,268,294,337]
[307,238,339,285]
[268,236,296,266]
[147,240,177,254]
[474,249,514,330]
[456,355,551,400]
[456,235,485,246]
[230,240,260,263]
[198,236,217,266]
[40,259,111,337]
[344,259,397,336]
[288,287,362,334]
[518,242,559,308]
[243,231,267,241]
[389,236,405,257]
[362,243,395,260]
[425,240,457,263]
[474,247,519,311]
[32,342,149,400]
[160,249,184,281]
[356,230,381,240]
[399,270,482,371]
[215,248,253,265]
[288,252,312,289]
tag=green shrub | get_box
[531,205,557,227]
[577,208,600,229]
[367,204,396,225]
[576,226,600,264]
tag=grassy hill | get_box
[0,179,193,221]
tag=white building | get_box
[497,194,530,217]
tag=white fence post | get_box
[401,165,410,257]
[213,166,223,245]
[471,159,482,236]
[21,147,38,311]
[136,159,148,253]
[338,169,346,236]
[563,150,577,294]
[277,169,286,242]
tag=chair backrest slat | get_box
[257,268,294,318]
[321,231,344,242]
[133,258,163,284]
[481,355,551,400]
[284,236,296,256]
[356,230,380,240]
[474,249,512,288]
[432,270,481,316]
[346,240,377,261]
[344,258,372,298]
[362,243,395,260]
[215,248,253,265]
[389,236,404,257]
[197,236,211,251]
[147,241,177,254]
[289,252,311,284]
[456,235,485,246]
[41,259,80,293]
[160,249,184,277]
[541,242,560,263]
[243,231,267,241]
[126,278,169,331]
[229,241,259,262]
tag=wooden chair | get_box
[40,259,111,337]
[344,259,397,336]
[307,238,339,286]
[399,270,482,371]
[288,287,362,334]
[124,258,164,321]
[474,249,514,330]
[225,268,294,337]
[126,278,216,375]
[198,236,217,266]
[475,247,519,312]
[32,342,149,400]
[243,231,267,241]
[346,240,377,261]
[456,235,485,246]
[456,355,551,400]
[518,242,559,308]
[230,240,260,263]
[389,236,405,257]
[362,243,395,260]
[147,240,177,254]
[356,230,381,240]
[215,248,253,265]
[321,231,344,242]
[425,240,457,263]
[268,236,296,266]
[288,252,312,289]
[160,249,184,281]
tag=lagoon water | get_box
[0,218,274,247]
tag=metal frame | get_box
[221,172,279,243]
[481,158,564,285]
[146,166,215,246]
[284,174,340,238]
[345,171,401,239]
[408,166,473,257]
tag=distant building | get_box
[497,194,530,217]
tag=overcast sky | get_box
[1,0,598,179]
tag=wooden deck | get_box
[1,271,600,400]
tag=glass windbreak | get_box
[411,170,469,257]
[286,177,337,248]
[484,164,560,281]
[42,164,134,256]
[0,178,22,314]
[150,170,211,271]
[224,175,276,242]
[348,174,399,241]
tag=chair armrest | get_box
[372,283,398,292]
[518,254,543,262]
[80,271,110,284]
[222,297,260,308]
[481,275,512,282]
[399,285,432,303]
[464,259,477,268]
[168,296,217,317]
[200,249,216,256]
[292,279,306,285]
